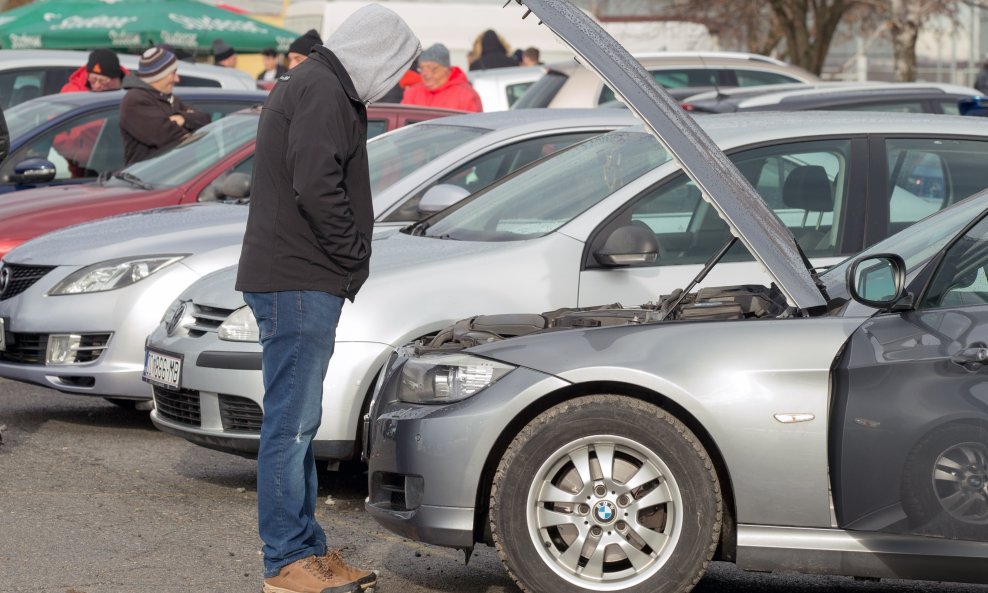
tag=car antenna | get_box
[699,55,726,100]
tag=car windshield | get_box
[421,131,670,241]
[5,99,77,140]
[820,191,988,298]
[367,123,488,197]
[110,113,258,188]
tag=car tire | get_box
[490,394,721,593]
[901,423,988,539]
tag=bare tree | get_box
[665,0,784,56]
[877,0,959,81]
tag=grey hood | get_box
[326,4,421,104]
[515,0,828,313]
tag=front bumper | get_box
[146,324,394,460]
[364,352,569,548]
[0,262,202,399]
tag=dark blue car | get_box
[0,88,267,194]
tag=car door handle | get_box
[951,344,988,367]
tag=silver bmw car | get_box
[0,108,631,405]
[363,1,988,590]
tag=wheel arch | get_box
[473,379,739,561]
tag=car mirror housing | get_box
[593,223,660,267]
[218,171,251,200]
[9,157,56,184]
[418,183,471,215]
[847,253,907,309]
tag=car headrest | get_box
[783,165,833,213]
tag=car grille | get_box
[153,385,201,427]
[0,264,56,300]
[152,387,263,434]
[218,394,263,433]
[186,304,235,337]
[0,333,110,364]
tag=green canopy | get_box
[0,0,299,53]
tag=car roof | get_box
[543,51,819,80]
[408,107,637,132]
[19,87,268,110]
[732,82,981,109]
[0,49,257,89]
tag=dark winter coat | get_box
[119,75,211,165]
[235,46,372,301]
[469,30,518,71]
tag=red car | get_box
[0,103,459,259]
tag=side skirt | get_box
[737,525,987,585]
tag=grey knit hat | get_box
[418,43,449,68]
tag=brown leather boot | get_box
[319,549,378,590]
[262,555,361,593]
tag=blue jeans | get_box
[243,290,345,578]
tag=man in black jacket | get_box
[236,5,420,593]
[119,47,210,166]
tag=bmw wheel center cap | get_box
[593,500,616,524]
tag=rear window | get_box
[175,75,222,88]
[513,71,567,109]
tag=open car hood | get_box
[514,0,827,312]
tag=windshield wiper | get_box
[402,219,431,236]
[658,236,737,321]
[113,171,153,191]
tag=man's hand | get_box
[168,114,186,127]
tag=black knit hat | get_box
[288,29,322,56]
[212,38,235,62]
[86,48,123,79]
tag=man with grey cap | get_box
[401,42,482,111]
[119,46,209,165]
[236,5,420,593]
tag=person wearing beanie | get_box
[53,49,129,177]
[119,46,210,165]
[286,28,322,70]
[212,38,237,68]
[402,42,483,111]
[236,5,420,593]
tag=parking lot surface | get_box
[1,379,986,593]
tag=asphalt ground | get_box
[1,379,986,593]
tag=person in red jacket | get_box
[53,49,128,177]
[402,43,482,112]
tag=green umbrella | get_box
[0,0,299,53]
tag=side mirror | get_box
[847,254,907,308]
[217,171,251,200]
[418,184,470,214]
[8,158,56,184]
[593,223,659,267]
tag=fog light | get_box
[47,334,82,365]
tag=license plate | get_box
[143,349,182,389]
[0,318,6,352]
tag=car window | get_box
[921,214,988,309]
[506,82,534,107]
[596,139,851,265]
[175,75,222,88]
[887,138,988,235]
[198,155,254,202]
[0,106,117,181]
[368,123,489,199]
[119,112,258,188]
[4,99,77,140]
[938,99,961,115]
[0,70,43,110]
[734,70,802,86]
[513,71,567,109]
[423,131,671,241]
[368,119,388,138]
[599,69,721,104]
[382,131,601,223]
[192,100,259,123]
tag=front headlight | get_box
[49,255,186,295]
[218,306,259,342]
[398,353,515,404]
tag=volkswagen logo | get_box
[0,266,9,298]
[593,500,616,524]
[165,301,188,336]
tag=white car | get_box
[0,49,256,109]
[145,110,988,462]
[467,65,544,111]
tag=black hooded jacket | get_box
[236,47,372,301]
[469,30,518,71]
